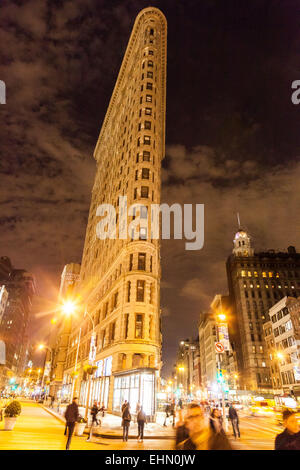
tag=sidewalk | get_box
[44,404,176,440]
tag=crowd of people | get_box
[62,396,300,450]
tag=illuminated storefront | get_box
[112,368,156,418]
[80,356,112,408]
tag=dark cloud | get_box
[0,0,299,375]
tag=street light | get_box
[62,300,77,316]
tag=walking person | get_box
[86,401,99,442]
[121,400,128,413]
[177,403,232,450]
[99,403,105,417]
[122,403,131,442]
[163,402,170,426]
[170,400,176,427]
[64,397,79,450]
[175,409,189,449]
[275,409,300,450]
[209,408,225,435]
[137,406,147,442]
[228,403,240,439]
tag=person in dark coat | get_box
[64,397,79,450]
[178,403,232,450]
[275,409,300,450]
[121,400,128,413]
[163,402,170,426]
[169,400,176,427]
[228,404,240,438]
[122,403,131,441]
[86,401,99,442]
[137,406,147,442]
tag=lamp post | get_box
[83,308,96,420]
[38,344,53,397]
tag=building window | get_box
[145,107,152,115]
[144,120,151,129]
[146,82,153,90]
[142,168,150,179]
[147,71,153,78]
[113,291,118,309]
[139,227,147,239]
[146,95,152,102]
[135,314,143,338]
[141,186,149,198]
[104,302,108,318]
[111,322,116,342]
[129,254,133,271]
[148,60,153,67]
[124,314,129,339]
[134,188,137,199]
[143,150,150,161]
[127,281,131,302]
[138,253,146,270]
[144,135,151,144]
[136,280,145,301]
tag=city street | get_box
[0,401,282,450]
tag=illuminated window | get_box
[241,270,246,277]
[254,271,258,277]
[269,272,273,278]
[136,280,145,301]
[248,271,252,277]
[135,314,143,338]
[262,272,267,278]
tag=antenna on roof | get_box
[237,212,241,229]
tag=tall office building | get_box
[0,257,35,388]
[226,228,300,391]
[49,263,81,398]
[63,7,167,417]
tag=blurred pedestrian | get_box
[178,403,231,450]
[99,403,105,417]
[228,403,240,439]
[175,409,189,449]
[121,400,128,413]
[210,408,225,435]
[163,402,170,426]
[122,403,131,442]
[86,401,100,442]
[170,400,176,427]
[178,398,183,409]
[64,397,79,450]
[275,409,300,450]
[137,406,147,442]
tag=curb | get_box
[42,406,175,440]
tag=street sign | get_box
[215,342,224,353]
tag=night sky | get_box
[1,0,300,377]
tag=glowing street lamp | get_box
[217,313,226,322]
[62,300,76,316]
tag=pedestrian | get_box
[163,402,170,426]
[51,395,55,408]
[122,403,131,442]
[175,409,189,449]
[275,409,300,450]
[121,400,128,413]
[177,403,232,450]
[86,401,100,442]
[228,403,240,439]
[170,400,176,427]
[99,403,105,417]
[209,408,225,435]
[64,397,79,450]
[137,406,147,442]
[178,398,183,409]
